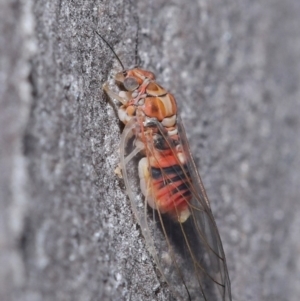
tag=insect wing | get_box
[174,116,231,300]
[120,117,231,301]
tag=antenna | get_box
[95,30,125,70]
[134,16,141,67]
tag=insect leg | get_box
[138,157,156,210]
[103,82,127,105]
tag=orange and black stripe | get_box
[150,163,192,214]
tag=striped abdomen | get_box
[150,162,192,220]
[138,147,192,223]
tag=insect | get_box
[97,31,232,301]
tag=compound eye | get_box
[123,76,139,91]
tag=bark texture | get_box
[1,0,300,300]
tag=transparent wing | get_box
[120,117,232,301]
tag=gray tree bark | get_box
[1,0,300,300]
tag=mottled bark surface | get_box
[1,0,299,300]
